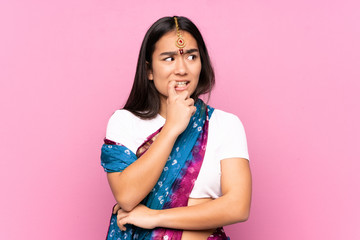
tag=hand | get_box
[164,81,196,136]
[116,204,159,231]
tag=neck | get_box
[158,95,167,119]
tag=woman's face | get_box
[148,30,201,103]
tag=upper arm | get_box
[215,112,251,203]
[214,112,249,162]
[107,171,122,196]
[102,110,137,203]
[215,111,251,210]
[221,158,252,219]
[106,110,135,146]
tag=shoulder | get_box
[107,109,138,131]
[210,109,245,130]
[208,108,250,161]
[109,109,138,122]
[106,109,139,142]
[209,109,248,149]
[106,109,166,151]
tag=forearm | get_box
[108,124,178,211]
[156,195,250,230]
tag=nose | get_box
[174,57,187,75]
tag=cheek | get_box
[192,64,201,85]
[152,65,172,79]
[194,62,202,78]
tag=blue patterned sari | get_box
[101,100,229,240]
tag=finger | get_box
[117,212,129,231]
[184,98,194,106]
[117,209,128,221]
[117,214,125,231]
[190,106,197,116]
[167,81,177,98]
[118,217,129,231]
[117,220,127,231]
[112,204,120,214]
[178,90,189,100]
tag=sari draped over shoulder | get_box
[101,100,229,240]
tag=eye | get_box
[163,57,174,62]
[187,55,197,60]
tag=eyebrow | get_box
[159,48,199,56]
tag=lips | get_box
[175,80,190,90]
[176,81,188,86]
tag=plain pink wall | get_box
[1,0,359,239]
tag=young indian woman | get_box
[101,16,252,240]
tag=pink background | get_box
[1,0,359,239]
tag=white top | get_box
[106,108,249,199]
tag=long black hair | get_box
[123,16,215,119]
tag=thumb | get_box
[112,203,120,214]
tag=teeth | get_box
[176,81,187,86]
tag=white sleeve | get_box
[106,110,135,147]
[106,110,166,154]
[215,112,250,161]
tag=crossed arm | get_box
[111,157,252,231]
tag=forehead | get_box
[153,30,198,53]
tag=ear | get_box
[146,61,153,80]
